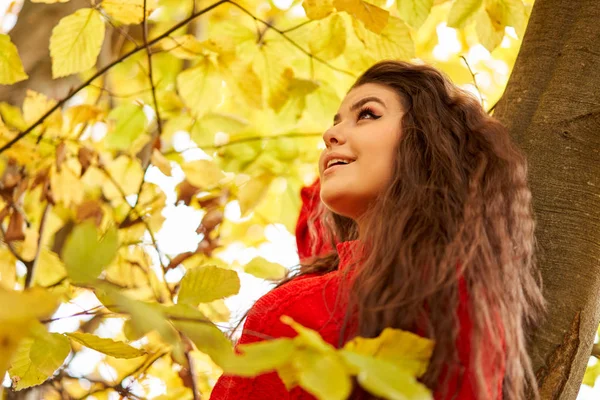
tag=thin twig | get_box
[0,217,33,271]
[185,338,201,400]
[281,19,313,33]
[25,202,51,288]
[142,0,163,137]
[228,1,354,76]
[0,0,230,155]
[460,55,485,106]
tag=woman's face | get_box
[319,83,404,220]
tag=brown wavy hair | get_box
[234,60,545,399]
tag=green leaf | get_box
[222,339,296,376]
[342,327,434,377]
[309,14,347,60]
[294,350,352,400]
[340,351,432,400]
[177,58,222,117]
[61,221,119,284]
[244,256,287,280]
[0,34,28,84]
[9,323,70,391]
[397,0,434,29]
[97,286,184,360]
[447,0,482,28]
[105,103,148,150]
[0,288,60,379]
[50,8,106,78]
[171,315,233,366]
[66,332,145,359]
[333,0,389,34]
[180,159,225,189]
[302,0,335,20]
[178,265,240,304]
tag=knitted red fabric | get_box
[210,181,505,399]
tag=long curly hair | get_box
[278,60,546,399]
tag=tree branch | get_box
[0,0,229,155]
[228,1,354,77]
[460,55,485,107]
[25,202,51,288]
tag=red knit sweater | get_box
[210,180,505,399]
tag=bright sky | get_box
[1,0,599,397]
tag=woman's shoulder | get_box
[237,271,342,345]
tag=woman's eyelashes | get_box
[357,107,381,121]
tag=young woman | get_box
[210,60,545,399]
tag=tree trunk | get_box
[493,0,600,398]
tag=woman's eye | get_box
[358,108,380,120]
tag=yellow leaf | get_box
[302,0,335,20]
[397,0,434,29]
[22,90,61,130]
[475,7,505,52]
[102,155,144,200]
[197,299,230,323]
[485,0,525,37]
[0,248,16,290]
[177,58,222,118]
[9,323,70,391]
[447,0,482,28]
[66,332,145,359]
[280,316,335,354]
[340,351,433,400]
[180,159,224,189]
[31,0,70,3]
[159,34,206,59]
[0,102,27,131]
[102,0,157,25]
[309,14,347,60]
[151,149,172,176]
[64,104,103,134]
[342,327,434,377]
[178,265,240,305]
[0,34,28,84]
[50,162,85,208]
[222,339,296,376]
[33,249,68,287]
[61,220,119,284]
[50,8,106,78]
[244,256,287,280]
[0,288,60,380]
[105,103,148,150]
[294,350,352,400]
[221,61,264,109]
[237,173,274,216]
[353,16,415,60]
[191,112,248,147]
[21,226,39,262]
[333,0,389,34]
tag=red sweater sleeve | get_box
[295,178,332,262]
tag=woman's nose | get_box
[323,125,346,148]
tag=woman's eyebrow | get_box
[333,96,386,124]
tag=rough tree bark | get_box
[493,0,600,398]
